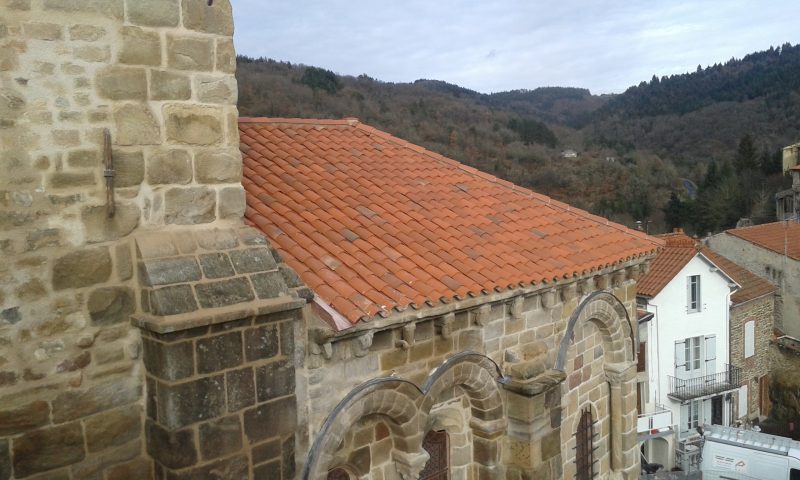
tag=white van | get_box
[700,424,800,479]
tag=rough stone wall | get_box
[0,1,246,478]
[729,295,774,419]
[764,343,800,439]
[707,233,800,338]
[298,268,643,479]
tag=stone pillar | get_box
[605,361,638,479]
[501,341,566,479]
[133,227,308,479]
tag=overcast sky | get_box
[232,1,800,95]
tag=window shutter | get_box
[675,340,687,374]
[705,335,717,376]
[739,384,748,417]
[745,321,755,358]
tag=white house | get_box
[636,231,743,471]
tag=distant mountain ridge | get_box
[236,42,798,231]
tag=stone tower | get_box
[0,1,305,478]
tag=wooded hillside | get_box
[237,44,799,234]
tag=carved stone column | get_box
[605,361,638,475]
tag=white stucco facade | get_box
[639,253,738,469]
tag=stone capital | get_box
[393,450,430,480]
[604,361,636,386]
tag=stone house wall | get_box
[707,232,800,338]
[297,265,645,479]
[729,295,774,420]
[0,2,297,479]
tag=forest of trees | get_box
[236,43,800,235]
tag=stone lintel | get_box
[132,296,305,334]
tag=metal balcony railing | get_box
[667,364,743,401]
[637,403,673,434]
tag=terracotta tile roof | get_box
[637,232,698,298]
[239,117,662,329]
[726,221,800,261]
[701,249,776,305]
[638,231,775,305]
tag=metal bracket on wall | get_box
[103,128,116,218]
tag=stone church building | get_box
[0,2,659,479]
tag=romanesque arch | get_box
[302,352,507,480]
[555,290,635,371]
[302,378,423,480]
[555,291,639,477]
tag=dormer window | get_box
[687,275,701,313]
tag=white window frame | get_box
[687,275,701,313]
[687,399,701,430]
[744,321,755,358]
[684,336,702,372]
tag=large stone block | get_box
[215,38,236,74]
[119,26,161,66]
[142,337,194,381]
[164,104,223,145]
[164,187,216,225]
[244,325,280,362]
[82,202,140,243]
[255,360,295,402]
[198,253,235,279]
[251,271,289,300]
[52,246,112,290]
[114,103,160,146]
[140,256,202,286]
[196,331,243,374]
[243,396,297,443]
[0,401,49,437]
[229,248,277,274]
[198,415,242,460]
[88,286,135,326]
[226,367,255,412]
[147,149,192,184]
[145,421,197,470]
[96,66,147,100]
[51,378,141,423]
[43,0,123,19]
[182,0,233,35]
[112,150,145,188]
[168,454,247,480]
[11,423,85,478]
[167,35,214,71]
[156,375,226,429]
[194,277,255,309]
[69,24,106,42]
[150,284,199,316]
[48,171,96,189]
[84,406,142,452]
[194,148,241,183]
[196,75,237,104]
[149,70,191,101]
[218,186,245,220]
[126,0,180,27]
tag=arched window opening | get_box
[327,466,353,480]
[575,407,596,480]
[420,430,449,480]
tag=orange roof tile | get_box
[725,221,800,261]
[240,118,662,329]
[638,231,775,305]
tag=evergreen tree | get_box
[663,192,687,230]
